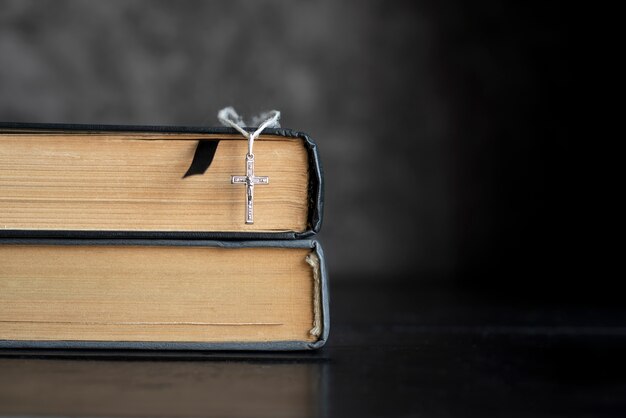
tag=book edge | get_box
[0,124,323,239]
[0,239,329,351]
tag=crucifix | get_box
[231,153,269,224]
[219,107,279,225]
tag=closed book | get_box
[0,239,329,350]
[0,122,323,239]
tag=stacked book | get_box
[0,118,328,350]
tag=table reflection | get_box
[0,356,328,418]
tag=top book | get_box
[0,122,323,239]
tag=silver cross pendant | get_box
[231,153,269,224]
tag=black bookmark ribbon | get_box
[182,140,220,178]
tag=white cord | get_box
[217,107,281,156]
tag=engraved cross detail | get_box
[231,153,269,224]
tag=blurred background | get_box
[0,1,574,293]
[6,4,619,418]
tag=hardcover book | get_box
[0,239,329,350]
[0,122,323,239]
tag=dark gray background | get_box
[0,1,574,288]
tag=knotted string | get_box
[218,107,281,156]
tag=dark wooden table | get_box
[1,280,625,417]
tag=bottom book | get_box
[0,239,329,350]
